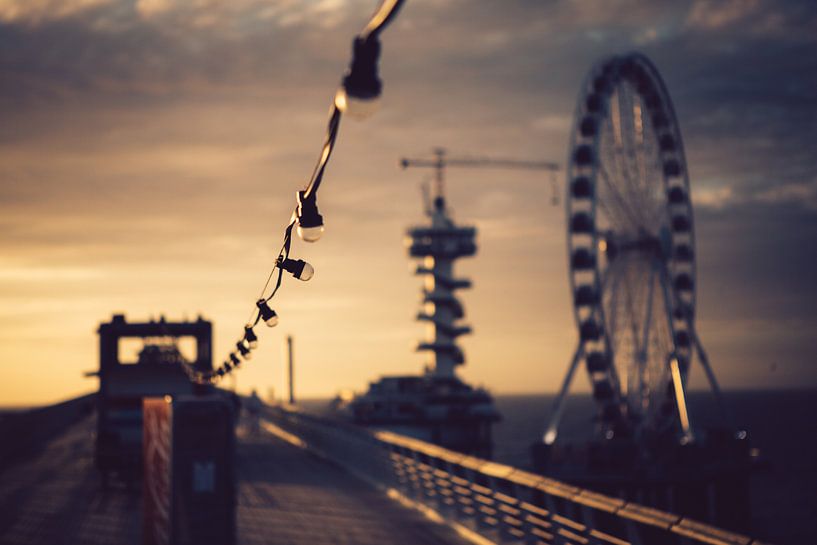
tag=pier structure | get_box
[0,394,764,545]
[0,399,470,545]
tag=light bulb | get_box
[296,190,324,243]
[297,224,325,243]
[336,36,382,120]
[257,299,279,327]
[236,341,252,360]
[279,258,314,281]
[244,326,258,349]
[335,88,381,119]
[299,261,314,281]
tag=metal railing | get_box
[263,405,764,545]
[0,393,96,471]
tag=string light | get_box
[256,300,279,328]
[236,341,252,359]
[278,258,315,281]
[185,0,405,384]
[296,190,325,242]
[335,36,382,118]
[244,326,258,349]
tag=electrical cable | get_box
[185,0,405,384]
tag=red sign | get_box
[143,397,173,545]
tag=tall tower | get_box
[347,165,498,458]
[406,195,476,378]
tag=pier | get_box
[0,395,764,545]
[0,401,470,545]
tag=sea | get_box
[303,389,817,545]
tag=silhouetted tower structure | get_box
[401,148,559,377]
[407,191,476,378]
[346,149,558,456]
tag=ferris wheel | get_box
[543,53,727,446]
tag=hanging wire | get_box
[187,0,406,384]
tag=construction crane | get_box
[399,148,561,207]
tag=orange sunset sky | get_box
[1,0,816,406]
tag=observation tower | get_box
[398,146,557,374]
[408,193,476,378]
[344,157,499,458]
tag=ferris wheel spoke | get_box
[616,87,651,228]
[596,192,629,236]
[626,90,664,234]
[630,91,655,216]
[597,259,625,394]
[618,87,641,184]
[636,262,658,409]
[610,146,647,229]
[599,163,635,232]
[651,268,675,418]
[600,105,643,232]
[602,258,624,347]
[634,100,658,227]
[655,315,673,408]
[640,130,667,232]
[619,258,650,397]
[602,135,645,230]
[598,165,643,232]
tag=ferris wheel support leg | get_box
[542,342,585,445]
[689,324,734,430]
[669,355,694,443]
[659,270,695,442]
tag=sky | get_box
[1,0,816,406]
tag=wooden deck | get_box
[0,416,470,545]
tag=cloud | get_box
[685,0,761,30]
[135,0,170,19]
[755,179,817,208]
[684,0,817,41]
[0,0,356,29]
[0,0,114,25]
[0,264,106,281]
[530,114,572,132]
[694,179,817,213]
[693,186,736,210]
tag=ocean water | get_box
[491,390,817,545]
